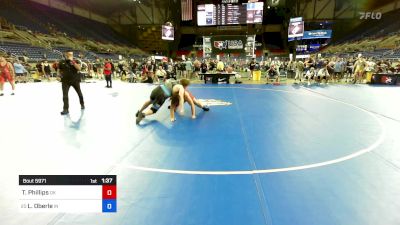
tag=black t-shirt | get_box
[201,63,208,73]
[249,62,256,70]
[118,63,124,71]
[110,62,115,72]
[131,62,138,71]
[306,59,315,68]
[44,64,51,73]
[36,63,43,72]
[209,62,216,70]
[94,62,102,69]
[58,59,81,82]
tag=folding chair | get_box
[279,70,288,84]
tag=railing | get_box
[0,47,18,58]
[52,49,63,57]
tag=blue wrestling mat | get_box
[0,81,399,225]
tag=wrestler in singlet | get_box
[0,57,16,96]
[0,62,13,83]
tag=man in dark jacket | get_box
[58,51,85,115]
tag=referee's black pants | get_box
[62,80,84,111]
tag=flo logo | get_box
[213,40,244,50]
[214,41,227,50]
[198,99,232,106]
[359,12,382,20]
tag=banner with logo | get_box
[211,36,247,54]
[289,30,332,41]
[302,30,332,39]
[371,74,400,85]
[296,45,307,52]
[309,44,321,51]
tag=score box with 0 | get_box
[19,175,117,213]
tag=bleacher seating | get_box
[1,1,132,46]
[0,5,49,34]
[21,1,130,45]
[95,53,121,61]
[387,48,400,58]
[0,42,59,61]
[324,9,400,58]
[335,9,400,45]
[0,1,148,62]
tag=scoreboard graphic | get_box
[19,175,117,213]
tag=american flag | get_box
[181,0,193,21]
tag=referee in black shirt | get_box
[58,51,85,115]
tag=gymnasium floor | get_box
[1,81,400,225]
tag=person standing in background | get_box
[209,59,216,71]
[103,59,112,88]
[216,59,225,72]
[36,61,43,79]
[13,59,28,83]
[353,55,366,84]
[271,57,281,77]
[94,58,103,79]
[333,58,343,83]
[193,58,201,80]
[184,59,193,79]
[42,60,52,80]
[249,58,256,80]
[200,59,208,80]
[110,60,116,79]
[294,60,304,83]
[149,60,157,82]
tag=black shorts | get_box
[305,75,314,80]
[149,86,168,112]
[268,72,277,78]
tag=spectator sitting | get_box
[141,72,153,84]
[305,67,316,85]
[266,65,279,84]
[155,65,167,81]
[226,66,242,84]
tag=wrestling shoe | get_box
[136,112,145,125]
[135,110,140,117]
[11,93,15,95]
[0,93,4,96]
[202,105,210,111]
[81,105,85,110]
[60,110,69,115]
